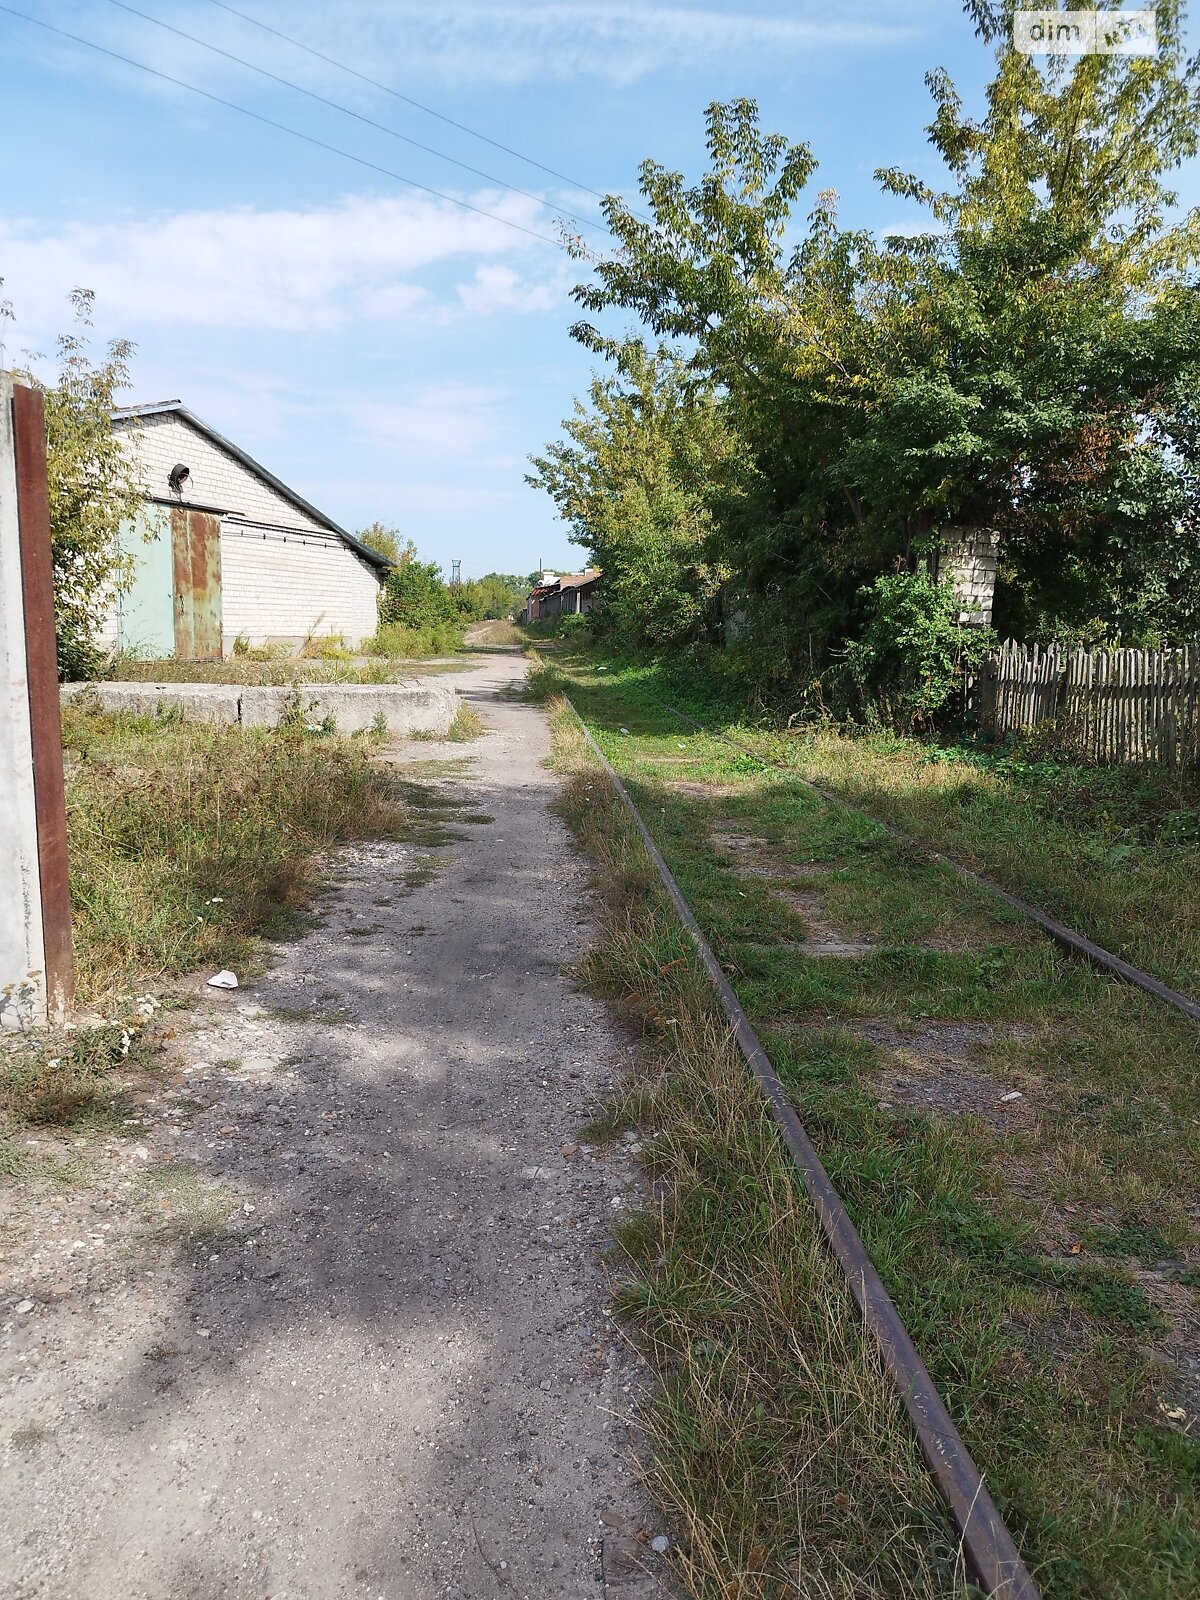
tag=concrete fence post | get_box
[0,375,74,1027]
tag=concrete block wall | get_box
[63,679,457,736]
[221,523,381,649]
[937,527,1000,627]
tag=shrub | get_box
[379,559,456,629]
[520,614,593,641]
[365,622,463,658]
[836,572,995,731]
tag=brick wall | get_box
[221,523,381,648]
[115,412,327,532]
[936,527,1000,627]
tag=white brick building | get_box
[105,402,389,657]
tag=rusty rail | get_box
[567,704,1041,1600]
[659,701,1200,1027]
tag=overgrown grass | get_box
[550,708,970,1600]
[364,621,465,658]
[0,706,412,1170]
[779,729,1200,999]
[539,658,1200,1600]
[465,617,524,648]
[538,647,1200,1002]
[62,703,405,998]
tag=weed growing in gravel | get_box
[137,1161,234,1249]
[0,1014,156,1173]
[410,704,487,742]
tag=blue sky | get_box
[0,3,1192,578]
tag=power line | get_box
[202,0,621,210]
[101,0,610,236]
[0,5,565,248]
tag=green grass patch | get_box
[105,648,463,684]
[540,655,1200,1600]
[549,707,970,1599]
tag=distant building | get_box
[521,568,601,623]
[103,401,390,659]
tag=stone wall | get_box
[934,527,1000,627]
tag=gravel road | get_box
[0,652,666,1600]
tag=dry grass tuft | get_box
[62,703,406,1002]
[550,704,969,1598]
[466,618,524,648]
[1,707,411,1172]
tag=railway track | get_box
[658,699,1200,1027]
[568,702,1042,1600]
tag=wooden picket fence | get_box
[972,639,1200,766]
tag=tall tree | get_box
[528,340,738,650]
[873,0,1200,638]
[568,3,1200,660]
[356,522,410,565]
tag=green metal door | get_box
[115,507,174,658]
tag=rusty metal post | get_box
[0,376,74,1026]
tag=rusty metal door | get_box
[170,506,223,658]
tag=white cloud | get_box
[0,192,569,344]
[68,0,921,93]
[341,384,509,457]
[455,262,571,315]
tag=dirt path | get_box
[1,653,666,1600]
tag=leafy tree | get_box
[871,0,1200,640]
[379,556,456,629]
[528,340,738,649]
[568,100,880,670]
[563,4,1200,688]
[356,522,411,565]
[7,287,146,678]
[452,572,527,620]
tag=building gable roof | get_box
[112,400,392,573]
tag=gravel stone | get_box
[0,654,665,1600]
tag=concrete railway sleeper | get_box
[566,701,1041,1600]
[657,700,1200,1028]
